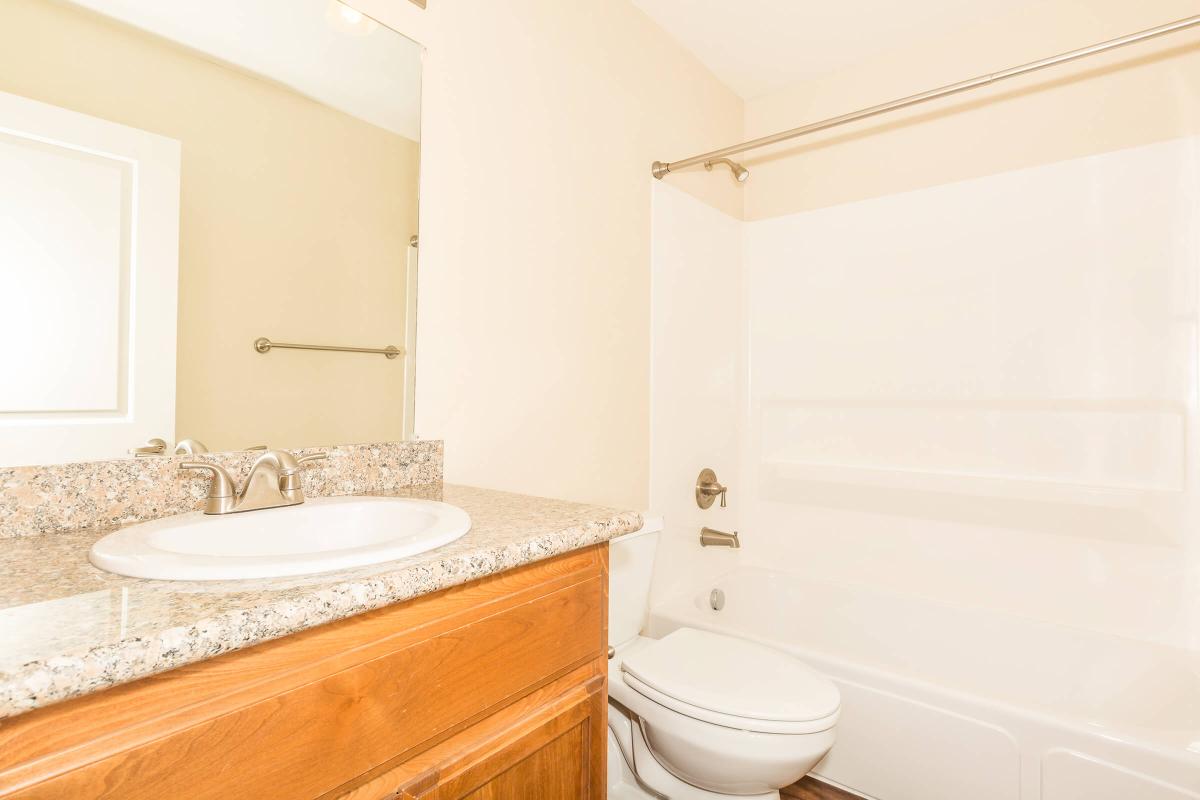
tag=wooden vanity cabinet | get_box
[0,545,610,800]
[336,670,606,800]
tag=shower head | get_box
[704,158,749,183]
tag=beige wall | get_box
[0,0,419,452]
[353,0,744,509]
[744,0,1200,220]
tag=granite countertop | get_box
[0,484,641,720]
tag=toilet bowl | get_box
[608,522,840,799]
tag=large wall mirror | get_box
[0,0,422,467]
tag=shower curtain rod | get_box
[651,14,1200,179]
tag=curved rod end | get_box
[650,160,671,180]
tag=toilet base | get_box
[610,699,780,800]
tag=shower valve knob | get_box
[695,468,727,509]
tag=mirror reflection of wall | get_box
[0,0,422,467]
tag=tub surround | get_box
[0,440,444,539]
[0,482,641,719]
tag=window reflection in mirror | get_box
[0,0,422,467]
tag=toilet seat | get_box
[620,627,840,734]
[622,673,837,735]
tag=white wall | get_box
[740,136,1200,648]
[648,182,743,607]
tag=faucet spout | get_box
[236,450,305,512]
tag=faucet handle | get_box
[695,468,728,509]
[129,438,168,457]
[179,461,236,514]
[278,451,328,491]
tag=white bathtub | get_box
[647,567,1200,800]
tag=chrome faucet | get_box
[180,449,328,515]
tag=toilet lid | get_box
[621,627,840,723]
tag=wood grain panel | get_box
[326,666,601,800]
[434,681,597,800]
[461,726,584,799]
[0,545,608,800]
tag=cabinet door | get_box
[386,678,606,800]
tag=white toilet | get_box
[608,522,840,800]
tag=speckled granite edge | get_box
[0,504,641,719]
[0,440,443,538]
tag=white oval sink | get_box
[89,496,472,581]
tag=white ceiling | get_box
[630,0,1041,99]
[67,0,422,140]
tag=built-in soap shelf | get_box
[762,460,1181,509]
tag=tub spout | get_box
[700,527,740,548]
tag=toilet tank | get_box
[609,517,663,648]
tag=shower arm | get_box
[651,14,1200,179]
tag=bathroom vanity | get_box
[0,469,640,800]
[0,547,608,799]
